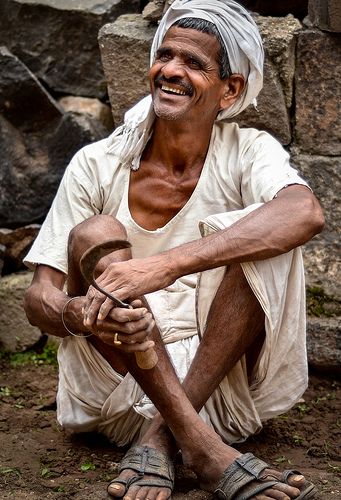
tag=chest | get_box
[128,166,201,231]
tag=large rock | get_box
[292,153,340,299]
[0,0,140,98]
[295,28,341,155]
[0,48,108,227]
[307,316,341,374]
[0,271,42,352]
[0,225,40,274]
[308,0,341,32]
[99,14,300,144]
[99,14,155,125]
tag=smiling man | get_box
[24,1,324,499]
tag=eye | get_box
[156,49,172,62]
[187,58,202,70]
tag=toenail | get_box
[111,485,122,490]
[293,475,304,482]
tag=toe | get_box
[108,482,127,498]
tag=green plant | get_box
[293,434,304,445]
[80,461,96,472]
[9,343,58,367]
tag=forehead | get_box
[159,26,221,63]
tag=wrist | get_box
[62,296,92,337]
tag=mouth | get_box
[160,84,188,96]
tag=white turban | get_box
[152,0,264,119]
[107,0,264,169]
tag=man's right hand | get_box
[88,298,156,353]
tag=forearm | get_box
[167,188,324,280]
[24,278,88,338]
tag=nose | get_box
[161,57,186,80]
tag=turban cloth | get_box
[152,0,264,119]
[107,0,264,169]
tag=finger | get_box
[115,324,155,344]
[97,296,121,321]
[97,314,154,336]
[129,299,143,309]
[108,306,150,323]
[119,339,155,353]
[98,332,155,352]
[83,291,107,327]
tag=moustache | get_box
[155,76,193,96]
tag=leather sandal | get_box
[108,445,174,498]
[214,452,316,499]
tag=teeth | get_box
[161,85,186,95]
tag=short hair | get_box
[172,17,232,80]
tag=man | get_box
[24,1,324,499]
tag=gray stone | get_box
[292,153,340,234]
[0,225,40,273]
[0,271,42,352]
[256,15,301,109]
[233,15,300,145]
[307,316,341,374]
[0,0,140,98]
[0,244,5,275]
[58,96,114,132]
[295,29,341,155]
[308,0,341,32]
[142,1,164,23]
[292,153,340,299]
[99,15,155,125]
[230,58,291,145]
[0,48,108,227]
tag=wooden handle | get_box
[135,348,158,370]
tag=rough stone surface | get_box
[142,1,164,22]
[58,96,114,131]
[307,316,341,374]
[292,153,340,299]
[231,15,300,144]
[99,15,155,125]
[0,0,140,98]
[0,225,40,273]
[295,29,341,155]
[100,13,299,140]
[0,245,5,275]
[230,59,291,145]
[0,48,108,227]
[308,0,341,32]
[0,271,42,352]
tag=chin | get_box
[153,102,187,121]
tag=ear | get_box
[219,74,246,110]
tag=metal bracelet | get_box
[61,296,93,338]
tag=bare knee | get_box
[68,215,127,260]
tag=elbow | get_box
[23,286,39,327]
[304,194,325,237]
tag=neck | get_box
[144,116,215,171]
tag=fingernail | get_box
[141,308,148,315]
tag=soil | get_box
[0,356,340,500]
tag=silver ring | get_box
[113,332,122,345]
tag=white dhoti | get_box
[56,205,308,446]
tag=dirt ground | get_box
[0,352,340,500]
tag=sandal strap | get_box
[129,477,173,489]
[119,446,174,484]
[214,453,278,500]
